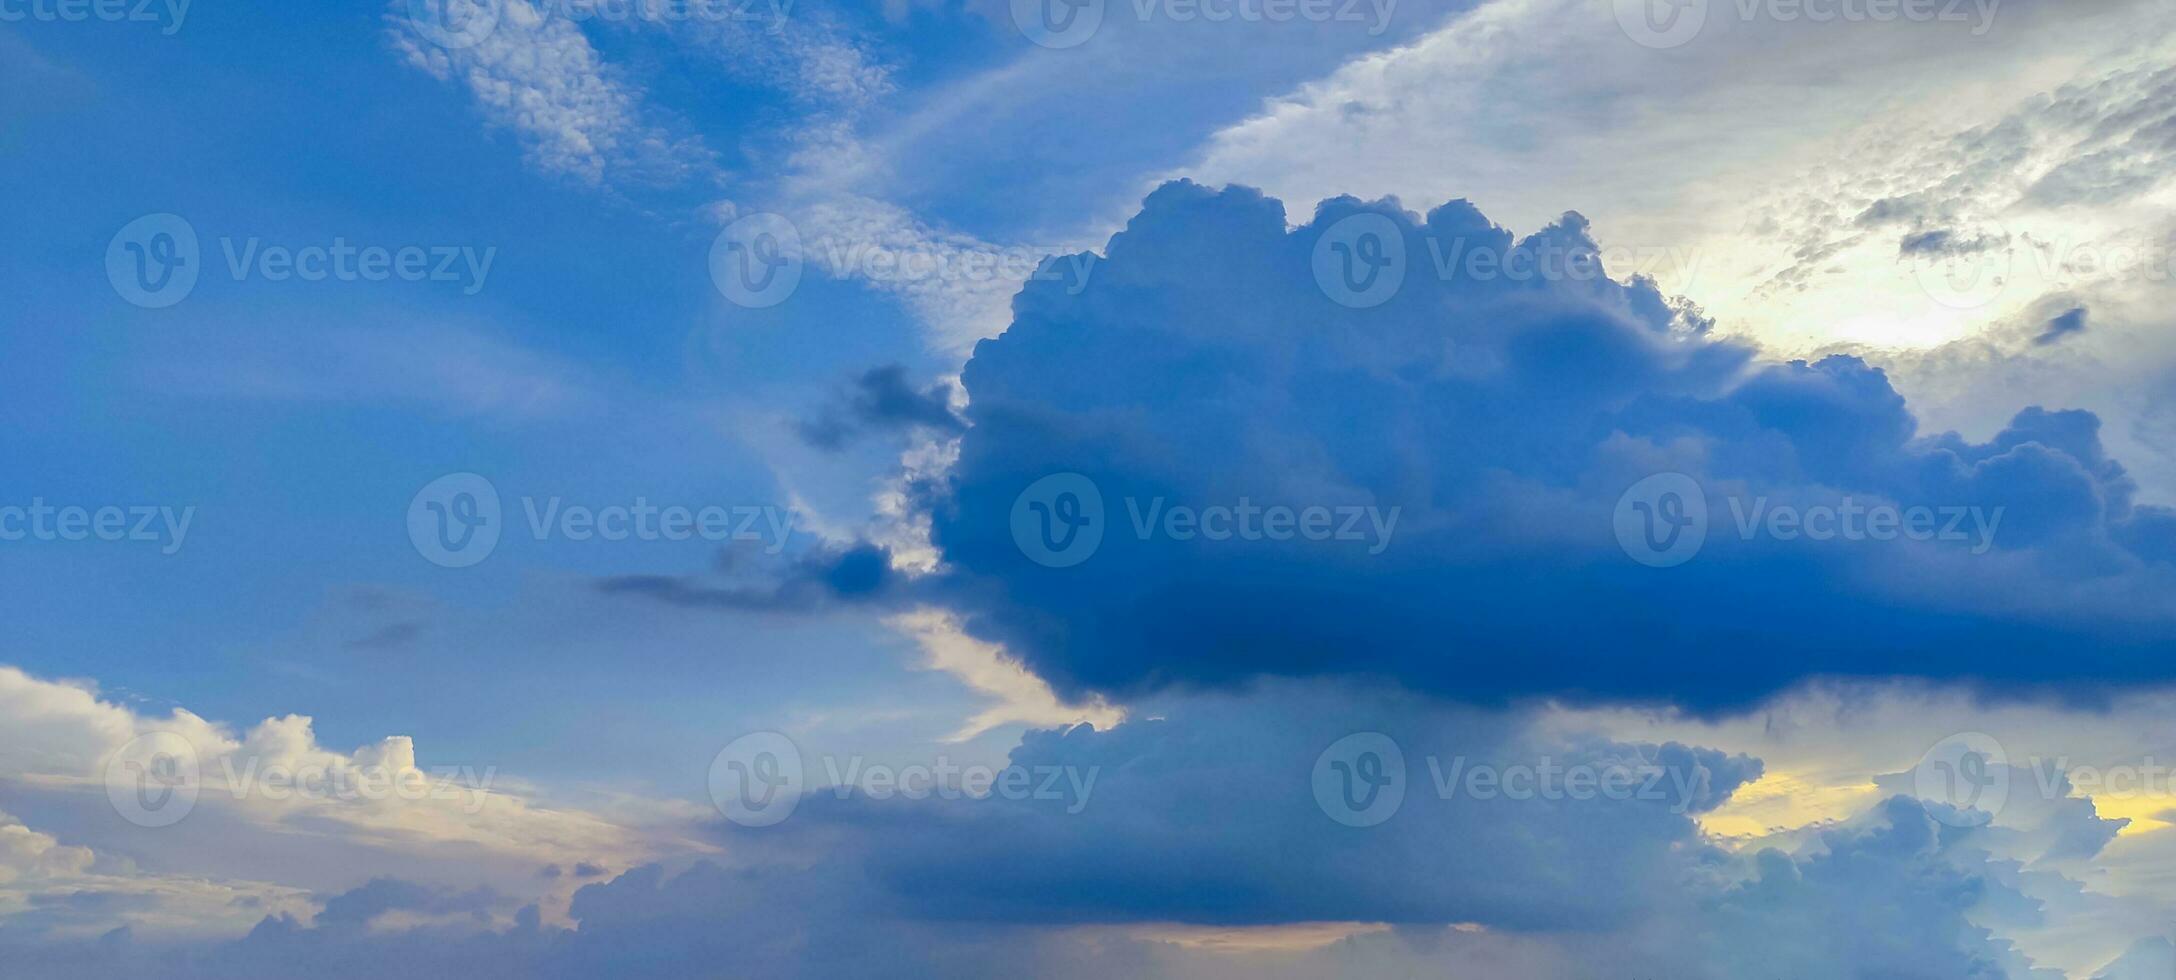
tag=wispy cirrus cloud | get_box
[387,0,719,187]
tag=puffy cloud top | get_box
[928,181,2176,711]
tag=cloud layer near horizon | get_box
[9,671,2161,980]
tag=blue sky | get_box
[6,0,2176,976]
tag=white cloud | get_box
[1549,681,2176,976]
[0,806,311,940]
[1153,0,2176,501]
[888,607,1124,740]
[388,0,716,186]
[0,665,700,940]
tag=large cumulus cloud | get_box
[925,180,2176,711]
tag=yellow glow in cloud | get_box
[2075,792,2176,836]
[1696,770,1882,842]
